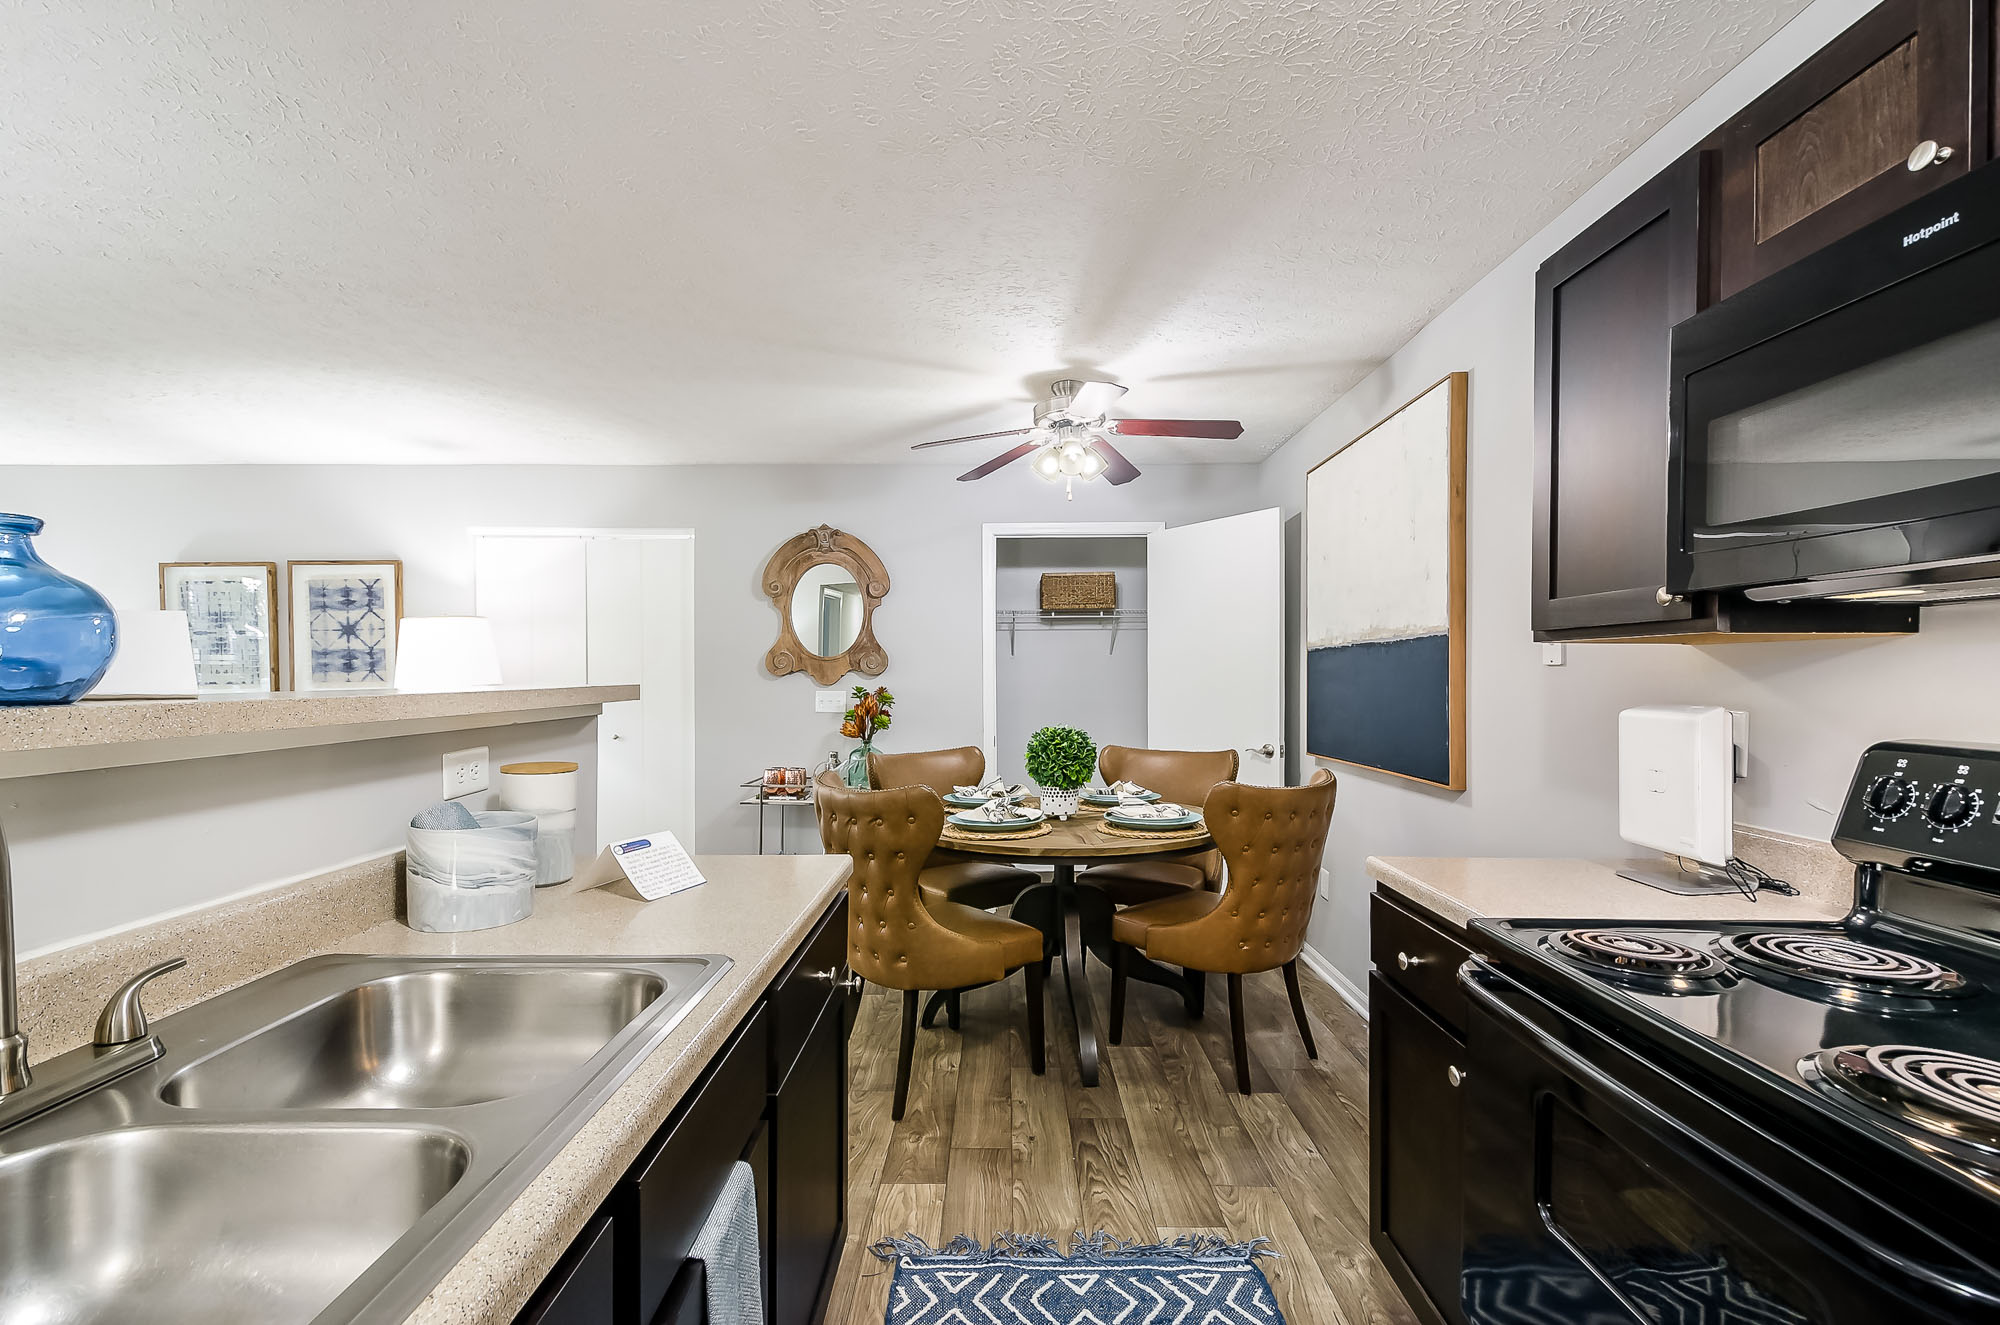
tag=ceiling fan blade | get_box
[1065,380,1129,418]
[1108,418,1245,439]
[1091,438,1141,485]
[957,441,1040,482]
[912,427,1033,451]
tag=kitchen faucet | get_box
[0,813,185,1129]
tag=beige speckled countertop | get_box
[0,685,639,779]
[1368,849,1851,933]
[359,856,850,1325]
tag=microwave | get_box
[1670,161,2000,604]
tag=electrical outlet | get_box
[443,746,489,800]
[1318,867,1332,901]
[814,689,845,714]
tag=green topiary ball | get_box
[1023,725,1097,790]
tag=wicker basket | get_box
[1040,572,1117,612]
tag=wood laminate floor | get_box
[823,952,1420,1325]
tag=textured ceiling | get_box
[2,0,1810,465]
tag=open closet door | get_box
[1147,508,1284,786]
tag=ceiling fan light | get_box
[1032,448,1064,480]
[1078,446,1107,479]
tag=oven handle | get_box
[1460,961,2000,1310]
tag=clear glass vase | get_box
[841,743,874,787]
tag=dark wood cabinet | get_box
[515,1215,618,1325]
[770,998,847,1325]
[521,892,852,1325]
[1371,972,1468,1325]
[1711,0,1993,300]
[1533,152,1709,637]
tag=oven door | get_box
[1458,960,2000,1325]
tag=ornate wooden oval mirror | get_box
[762,525,890,683]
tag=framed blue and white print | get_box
[286,560,403,691]
[1306,372,1467,790]
[159,561,279,692]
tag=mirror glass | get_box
[789,562,864,657]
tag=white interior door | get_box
[1147,508,1285,786]
[475,531,695,849]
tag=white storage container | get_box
[498,761,580,886]
[405,809,538,932]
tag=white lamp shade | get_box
[86,610,199,699]
[395,617,504,691]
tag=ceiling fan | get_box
[912,379,1244,498]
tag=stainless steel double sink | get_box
[0,954,731,1325]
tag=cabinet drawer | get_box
[1371,892,1471,1034]
[514,1214,616,1325]
[624,1003,769,1325]
[769,896,847,1093]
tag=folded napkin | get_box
[954,778,1025,801]
[1113,799,1189,820]
[972,798,1036,823]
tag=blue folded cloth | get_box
[410,800,481,831]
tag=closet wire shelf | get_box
[996,608,1147,655]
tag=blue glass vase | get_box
[0,513,118,705]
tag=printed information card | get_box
[580,831,706,901]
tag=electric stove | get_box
[1458,740,2000,1324]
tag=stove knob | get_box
[1864,775,1917,820]
[1924,784,1984,831]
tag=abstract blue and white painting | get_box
[290,562,400,690]
[162,564,274,691]
[1305,373,1465,789]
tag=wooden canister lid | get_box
[499,760,579,775]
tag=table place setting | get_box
[943,778,1028,809]
[1080,779,1161,807]
[943,795,1050,840]
[1100,797,1205,836]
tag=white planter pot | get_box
[1038,785,1081,820]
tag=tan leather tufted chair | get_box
[867,746,1039,910]
[1107,769,1336,1094]
[1082,746,1240,901]
[815,773,1046,1119]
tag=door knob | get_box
[1908,139,1955,171]
[1244,744,1276,758]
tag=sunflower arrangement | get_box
[839,685,894,742]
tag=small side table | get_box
[739,781,817,854]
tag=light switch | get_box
[814,689,845,714]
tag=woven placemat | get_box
[942,820,1054,843]
[1097,821,1211,842]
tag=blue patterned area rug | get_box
[871,1233,1285,1324]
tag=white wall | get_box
[3,717,595,955]
[5,463,1262,869]
[994,537,1148,788]
[1259,0,2000,994]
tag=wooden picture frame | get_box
[158,561,281,693]
[761,525,890,685]
[286,560,405,691]
[1304,372,1468,790]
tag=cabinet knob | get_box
[1655,586,1684,607]
[1396,951,1418,971]
[1447,1065,1467,1088]
[1908,140,1956,172]
[837,973,864,994]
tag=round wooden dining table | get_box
[938,808,1212,1087]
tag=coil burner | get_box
[1803,1045,2000,1154]
[1717,932,1969,1003]
[1546,929,1735,993]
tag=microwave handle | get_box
[1459,962,2000,1311]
